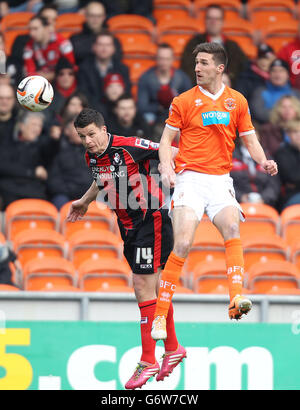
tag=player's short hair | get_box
[193,42,228,68]
[74,108,105,129]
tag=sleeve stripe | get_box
[239,130,256,137]
[166,124,180,131]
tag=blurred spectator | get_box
[52,0,79,13]
[70,1,122,66]
[60,91,89,123]
[180,4,248,87]
[0,243,19,286]
[51,57,78,116]
[231,138,281,208]
[277,24,300,90]
[259,95,300,156]
[0,112,60,209]
[96,73,126,118]
[78,0,153,18]
[0,32,22,86]
[274,120,300,210]
[137,43,191,126]
[236,44,276,101]
[222,72,231,87]
[250,59,300,125]
[0,84,19,144]
[9,4,59,79]
[106,94,152,138]
[47,118,93,210]
[0,1,42,15]
[78,30,130,106]
[23,15,76,82]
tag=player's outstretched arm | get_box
[159,126,178,188]
[67,181,99,222]
[240,133,278,176]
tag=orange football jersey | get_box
[166,84,255,175]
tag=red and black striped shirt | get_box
[85,134,165,230]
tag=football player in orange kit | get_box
[151,42,278,344]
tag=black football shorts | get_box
[118,208,173,274]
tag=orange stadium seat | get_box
[55,13,85,34]
[5,199,58,241]
[0,284,20,291]
[107,14,155,36]
[242,234,288,272]
[153,0,192,23]
[192,259,228,293]
[23,256,76,290]
[0,232,5,243]
[78,258,131,291]
[290,239,300,272]
[13,229,66,268]
[68,229,123,268]
[281,205,300,246]
[29,284,81,292]
[240,203,280,238]
[123,58,155,84]
[194,0,242,22]
[248,0,296,30]
[175,285,194,294]
[60,200,116,238]
[4,29,29,55]
[222,19,257,60]
[186,228,225,274]
[247,260,300,293]
[115,34,157,57]
[0,12,34,31]
[263,286,300,295]
[93,283,134,292]
[264,21,299,53]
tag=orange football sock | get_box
[225,238,244,301]
[154,252,186,318]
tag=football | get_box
[16,75,54,112]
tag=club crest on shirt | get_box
[195,98,203,107]
[112,152,122,166]
[224,98,236,111]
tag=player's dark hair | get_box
[205,4,225,18]
[74,108,105,129]
[30,15,49,27]
[193,42,228,68]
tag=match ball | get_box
[16,75,54,112]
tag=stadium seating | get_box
[222,19,257,59]
[13,229,67,268]
[0,232,5,243]
[242,234,288,272]
[60,201,116,238]
[192,259,228,293]
[291,239,300,272]
[0,11,33,31]
[0,284,20,291]
[247,260,300,293]
[77,257,131,291]
[68,229,123,268]
[5,199,58,241]
[263,21,298,53]
[186,228,225,274]
[280,205,300,246]
[194,0,242,22]
[153,0,192,24]
[29,284,81,292]
[240,203,280,238]
[123,58,156,84]
[55,13,85,38]
[23,256,77,290]
[248,0,297,30]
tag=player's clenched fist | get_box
[262,160,278,176]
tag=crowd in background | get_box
[0,0,299,214]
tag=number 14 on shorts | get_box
[136,247,153,268]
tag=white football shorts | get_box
[170,170,245,222]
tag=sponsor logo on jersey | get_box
[135,138,150,149]
[202,111,230,127]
